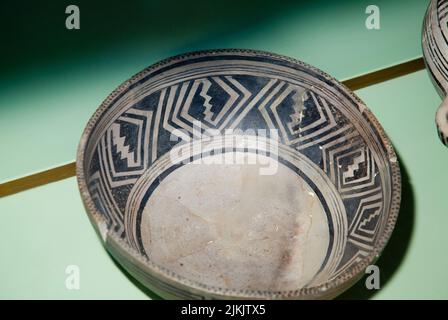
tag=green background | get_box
[1,0,447,299]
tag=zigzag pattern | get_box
[87,70,389,284]
[348,193,384,251]
[259,84,340,147]
[111,123,138,167]
[163,76,255,141]
[100,108,153,188]
[258,83,384,276]
[423,0,448,95]
[343,149,365,180]
[88,107,155,235]
[199,79,214,123]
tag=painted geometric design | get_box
[82,51,398,293]
[423,0,448,146]
[100,108,153,187]
[259,85,340,147]
[423,0,448,96]
[163,76,270,141]
[88,107,154,235]
[348,193,383,251]
[329,249,369,281]
[256,80,385,276]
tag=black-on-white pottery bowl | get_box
[422,0,448,145]
[76,49,401,299]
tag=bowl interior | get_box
[78,50,400,298]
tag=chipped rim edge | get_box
[76,48,402,299]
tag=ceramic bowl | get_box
[76,49,401,299]
[422,0,448,145]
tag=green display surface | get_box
[1,69,446,299]
[0,0,428,182]
[0,178,149,299]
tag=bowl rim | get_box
[422,0,448,98]
[76,48,402,299]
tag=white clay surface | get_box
[140,153,330,291]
